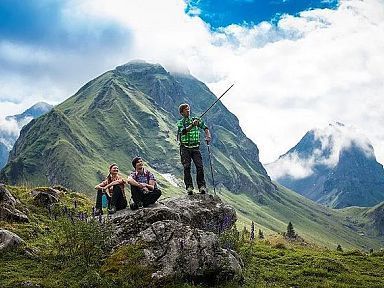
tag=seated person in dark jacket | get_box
[94,163,127,215]
[127,156,161,209]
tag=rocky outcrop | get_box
[0,186,28,223]
[111,194,242,285]
[0,229,25,251]
[31,187,63,208]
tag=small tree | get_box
[241,226,250,242]
[258,229,264,239]
[286,222,296,239]
[250,221,255,241]
[336,244,343,252]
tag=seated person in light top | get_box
[94,163,127,215]
[127,156,162,210]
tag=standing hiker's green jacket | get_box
[177,117,208,148]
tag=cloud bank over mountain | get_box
[266,123,375,180]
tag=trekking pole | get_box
[199,84,235,119]
[207,142,216,195]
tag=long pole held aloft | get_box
[199,83,235,119]
[199,83,234,196]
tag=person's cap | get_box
[132,156,142,168]
[179,103,189,114]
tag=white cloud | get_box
[0,117,20,149]
[1,0,384,168]
[266,151,315,180]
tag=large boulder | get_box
[0,229,25,251]
[31,187,63,208]
[0,186,29,223]
[111,194,242,285]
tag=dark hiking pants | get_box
[180,145,206,190]
[131,186,162,207]
[95,185,127,211]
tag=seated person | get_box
[94,163,127,215]
[128,156,162,209]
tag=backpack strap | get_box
[132,169,150,184]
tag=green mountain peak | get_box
[1,62,273,196]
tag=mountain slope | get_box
[221,185,384,249]
[266,123,384,208]
[1,62,273,195]
[338,201,384,237]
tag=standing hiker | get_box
[127,156,162,209]
[177,103,211,195]
[94,163,127,215]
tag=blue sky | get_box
[0,0,128,50]
[186,0,338,27]
[0,0,384,166]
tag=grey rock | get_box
[31,187,61,208]
[0,206,29,223]
[0,186,29,223]
[17,281,41,288]
[162,194,237,233]
[111,194,242,285]
[0,185,18,205]
[137,220,242,283]
[0,229,25,251]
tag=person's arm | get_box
[103,179,125,189]
[95,179,108,190]
[180,119,199,135]
[198,119,211,144]
[144,172,156,191]
[127,176,144,189]
[144,179,156,191]
[204,127,211,144]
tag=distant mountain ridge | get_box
[0,102,53,169]
[5,102,53,123]
[266,123,384,208]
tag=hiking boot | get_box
[187,187,194,195]
[108,206,117,214]
[130,202,139,210]
[94,208,103,216]
[199,186,207,194]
